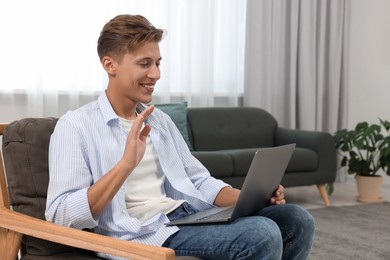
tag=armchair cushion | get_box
[2,118,98,258]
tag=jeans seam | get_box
[175,245,246,259]
[281,225,294,260]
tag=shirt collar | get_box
[97,91,149,125]
[98,92,118,125]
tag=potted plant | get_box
[333,119,390,202]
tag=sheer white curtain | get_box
[244,0,349,133]
[0,0,246,122]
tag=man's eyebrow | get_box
[137,57,162,62]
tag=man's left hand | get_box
[269,184,286,205]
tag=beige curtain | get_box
[0,0,246,123]
[244,0,350,133]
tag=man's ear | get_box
[102,56,116,76]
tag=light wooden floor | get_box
[285,179,390,210]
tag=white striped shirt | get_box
[45,92,229,260]
[119,117,186,223]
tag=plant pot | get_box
[355,175,384,203]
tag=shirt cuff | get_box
[66,187,98,229]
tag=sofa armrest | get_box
[275,127,337,184]
[0,207,175,260]
[275,128,334,153]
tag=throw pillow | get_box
[154,102,194,151]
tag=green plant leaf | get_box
[380,119,390,132]
[341,156,348,167]
[348,157,371,176]
[334,118,390,177]
[326,183,334,196]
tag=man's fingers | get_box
[269,184,286,205]
[276,184,284,193]
[130,105,154,137]
[139,105,154,120]
[139,125,151,142]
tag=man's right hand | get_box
[87,105,154,218]
[121,105,154,173]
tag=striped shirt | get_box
[119,117,186,224]
[45,92,229,260]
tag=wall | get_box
[348,0,390,126]
[348,0,390,185]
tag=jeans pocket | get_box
[181,202,198,215]
[167,202,198,221]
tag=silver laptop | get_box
[165,143,295,226]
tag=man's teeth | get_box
[142,84,154,90]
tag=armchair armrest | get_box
[0,207,175,260]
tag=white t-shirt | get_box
[119,116,184,223]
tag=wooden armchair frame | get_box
[0,123,175,260]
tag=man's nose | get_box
[148,64,160,80]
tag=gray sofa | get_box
[186,107,337,205]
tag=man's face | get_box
[114,41,161,105]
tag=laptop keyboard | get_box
[196,207,234,221]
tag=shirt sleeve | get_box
[45,116,98,229]
[181,146,230,204]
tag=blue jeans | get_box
[163,203,315,260]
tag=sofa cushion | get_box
[224,148,318,175]
[187,107,277,151]
[191,151,234,178]
[287,147,318,172]
[155,102,194,151]
[193,147,318,180]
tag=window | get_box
[0,0,246,121]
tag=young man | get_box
[45,14,315,259]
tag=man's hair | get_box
[97,14,165,62]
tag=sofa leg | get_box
[316,184,330,207]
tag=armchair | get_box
[0,119,199,260]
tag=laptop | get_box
[165,143,296,226]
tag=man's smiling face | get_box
[114,41,162,105]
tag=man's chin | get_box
[139,96,153,105]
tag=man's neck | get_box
[105,89,137,120]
